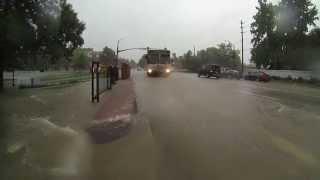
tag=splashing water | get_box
[22,117,92,178]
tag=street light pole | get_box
[241,20,244,76]
[116,39,120,66]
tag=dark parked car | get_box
[198,64,221,78]
[244,71,270,82]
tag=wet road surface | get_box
[3,72,320,180]
[121,72,320,180]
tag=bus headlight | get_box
[166,69,171,73]
[148,69,153,73]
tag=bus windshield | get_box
[147,54,158,64]
[159,54,170,64]
[146,50,171,65]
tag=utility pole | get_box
[241,20,244,76]
[193,45,196,56]
[116,39,120,66]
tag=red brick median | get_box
[95,79,136,120]
[87,79,137,144]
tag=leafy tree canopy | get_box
[72,48,89,70]
[179,42,241,72]
[0,0,85,89]
[250,0,319,70]
[100,46,115,65]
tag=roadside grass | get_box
[18,71,91,89]
[39,71,90,81]
[42,76,90,85]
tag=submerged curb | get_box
[86,79,137,144]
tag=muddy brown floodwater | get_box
[2,72,320,180]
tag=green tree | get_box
[278,0,318,69]
[180,42,241,71]
[251,0,280,68]
[277,0,318,36]
[308,28,320,46]
[182,50,196,71]
[72,49,89,70]
[251,0,277,47]
[0,0,39,89]
[0,0,85,90]
[250,0,319,69]
[296,28,320,69]
[58,0,85,60]
[36,0,85,68]
[216,42,241,67]
[100,46,115,65]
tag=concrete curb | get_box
[86,79,137,144]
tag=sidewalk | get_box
[87,79,137,144]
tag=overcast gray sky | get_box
[69,0,320,63]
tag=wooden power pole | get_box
[241,20,244,76]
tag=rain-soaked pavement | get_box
[129,72,320,180]
[88,72,320,180]
[2,72,320,180]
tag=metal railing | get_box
[91,62,113,103]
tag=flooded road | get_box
[130,72,320,180]
[2,72,320,180]
[1,82,96,180]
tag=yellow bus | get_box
[145,49,172,77]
